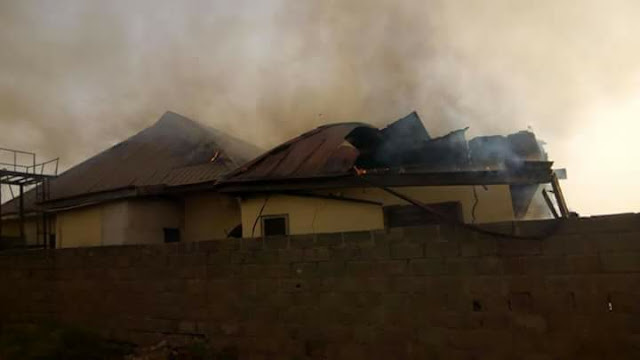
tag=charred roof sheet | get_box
[1,111,261,213]
[226,122,374,181]
[220,112,554,200]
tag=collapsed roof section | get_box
[225,111,550,182]
[221,111,557,219]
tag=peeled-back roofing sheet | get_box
[227,122,372,181]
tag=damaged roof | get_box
[217,111,555,219]
[225,122,374,181]
[2,111,261,213]
[222,111,549,185]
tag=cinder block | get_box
[277,248,303,263]
[608,291,640,314]
[360,244,390,260]
[329,245,362,261]
[336,343,367,360]
[597,232,640,253]
[460,234,498,257]
[475,257,503,275]
[502,257,525,275]
[566,255,601,274]
[373,227,404,245]
[317,261,346,276]
[404,225,440,243]
[343,231,373,245]
[390,243,424,259]
[303,248,330,262]
[289,234,316,249]
[463,276,506,297]
[168,253,207,268]
[377,260,407,276]
[508,291,535,313]
[263,235,289,250]
[410,258,446,275]
[446,258,477,275]
[364,277,391,293]
[205,263,238,278]
[579,213,640,234]
[206,250,232,265]
[205,238,241,251]
[390,276,424,293]
[447,329,511,350]
[593,274,640,293]
[346,261,375,277]
[291,262,317,277]
[563,234,598,255]
[517,256,567,275]
[498,239,542,256]
[316,233,343,247]
[241,264,263,278]
[280,278,308,293]
[512,313,548,333]
[424,235,460,258]
[252,249,280,264]
[541,235,567,255]
[242,237,264,251]
[505,276,546,294]
[601,253,640,273]
[255,278,280,295]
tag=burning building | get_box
[0,111,568,249]
[216,112,568,237]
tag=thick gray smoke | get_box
[2,0,640,215]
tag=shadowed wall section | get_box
[0,214,639,359]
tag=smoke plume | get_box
[1,0,640,215]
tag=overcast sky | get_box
[1,0,639,215]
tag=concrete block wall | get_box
[1,214,640,359]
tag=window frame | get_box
[163,227,181,243]
[260,214,289,237]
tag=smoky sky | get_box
[1,0,640,215]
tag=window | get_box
[261,215,288,237]
[163,228,181,243]
[48,234,56,249]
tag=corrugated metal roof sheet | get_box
[226,122,372,181]
[1,111,261,213]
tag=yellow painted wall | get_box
[317,185,516,224]
[56,206,102,248]
[0,217,38,245]
[55,198,182,248]
[123,199,183,245]
[240,185,517,237]
[184,192,241,242]
[241,194,384,238]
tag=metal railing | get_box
[0,147,59,176]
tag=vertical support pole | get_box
[542,188,560,219]
[42,212,47,249]
[550,173,569,218]
[0,184,3,241]
[19,184,24,242]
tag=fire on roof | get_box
[227,111,550,182]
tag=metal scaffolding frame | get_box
[0,147,58,250]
